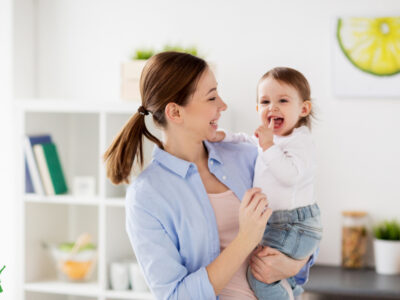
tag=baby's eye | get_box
[260,100,270,104]
[280,99,288,103]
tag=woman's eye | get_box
[209,97,216,101]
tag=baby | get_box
[214,67,322,300]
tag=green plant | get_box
[132,48,155,60]
[162,44,198,56]
[373,220,400,240]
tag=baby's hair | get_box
[258,67,314,129]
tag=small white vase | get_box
[373,239,400,275]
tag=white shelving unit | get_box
[17,99,156,300]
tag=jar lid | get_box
[342,211,367,217]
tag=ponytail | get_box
[104,51,207,185]
[103,111,162,185]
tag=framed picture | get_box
[332,16,400,98]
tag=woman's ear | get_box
[165,102,183,124]
[300,100,312,117]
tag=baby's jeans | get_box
[247,203,322,300]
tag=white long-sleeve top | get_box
[224,126,317,211]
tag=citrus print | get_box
[337,17,400,76]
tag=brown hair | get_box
[104,52,207,185]
[258,67,314,129]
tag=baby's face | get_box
[257,77,309,136]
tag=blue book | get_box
[25,159,34,193]
[24,134,53,195]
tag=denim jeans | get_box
[247,203,322,300]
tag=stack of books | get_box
[24,134,68,195]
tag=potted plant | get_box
[121,48,155,101]
[373,219,400,274]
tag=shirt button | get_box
[222,175,227,180]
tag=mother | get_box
[104,52,312,299]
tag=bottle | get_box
[341,211,368,268]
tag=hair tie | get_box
[138,106,150,116]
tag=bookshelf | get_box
[17,99,156,300]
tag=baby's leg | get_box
[247,266,293,300]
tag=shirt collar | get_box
[152,141,223,178]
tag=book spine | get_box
[33,144,55,196]
[42,143,68,195]
[24,137,44,195]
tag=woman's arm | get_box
[206,188,272,295]
[127,187,271,299]
[249,246,310,284]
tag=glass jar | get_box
[341,211,368,268]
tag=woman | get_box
[104,52,312,299]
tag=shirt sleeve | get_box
[125,188,216,300]
[294,248,319,285]
[258,131,314,186]
[223,130,258,145]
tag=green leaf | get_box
[373,220,400,240]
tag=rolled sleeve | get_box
[294,248,319,285]
[126,190,216,300]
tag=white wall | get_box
[20,0,400,266]
[0,1,18,299]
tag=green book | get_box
[41,143,68,195]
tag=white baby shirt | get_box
[224,126,317,211]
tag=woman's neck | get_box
[163,133,208,165]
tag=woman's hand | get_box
[249,246,308,284]
[238,188,272,248]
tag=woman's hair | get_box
[258,67,314,129]
[104,51,208,185]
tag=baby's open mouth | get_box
[268,117,284,128]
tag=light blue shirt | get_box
[126,141,313,300]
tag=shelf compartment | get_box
[25,203,99,283]
[24,112,100,196]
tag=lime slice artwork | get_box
[337,17,400,76]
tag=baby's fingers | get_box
[268,118,275,129]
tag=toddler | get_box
[214,67,322,300]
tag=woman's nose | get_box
[219,98,228,111]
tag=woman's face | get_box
[181,68,227,141]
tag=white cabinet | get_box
[17,99,156,300]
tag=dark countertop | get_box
[304,265,400,299]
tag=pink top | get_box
[208,190,257,300]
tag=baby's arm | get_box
[259,131,315,186]
[224,131,258,145]
[211,129,257,145]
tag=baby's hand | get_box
[208,130,226,142]
[255,119,274,151]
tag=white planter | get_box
[373,239,400,275]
